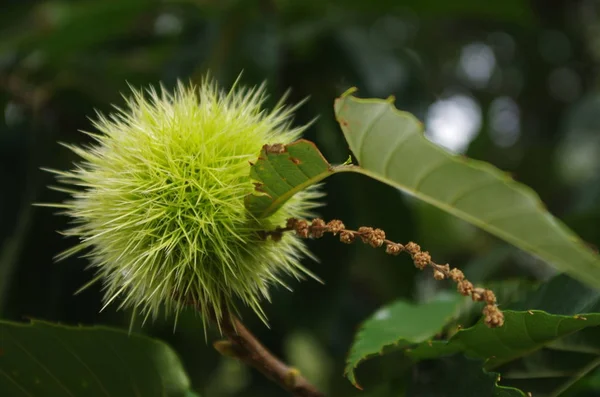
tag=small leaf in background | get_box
[245,139,346,218]
[0,320,194,397]
[345,292,462,388]
[333,89,600,290]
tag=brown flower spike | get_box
[269,218,504,328]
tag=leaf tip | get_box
[344,363,364,390]
[347,374,363,390]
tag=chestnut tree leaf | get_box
[407,274,600,396]
[406,310,600,368]
[247,91,600,291]
[345,293,462,388]
[245,140,348,218]
[0,320,194,397]
[333,88,600,289]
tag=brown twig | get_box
[212,308,325,397]
[266,218,504,328]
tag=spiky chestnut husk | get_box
[45,77,322,326]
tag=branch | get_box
[213,310,325,397]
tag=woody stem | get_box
[211,306,325,397]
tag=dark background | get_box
[2,0,600,396]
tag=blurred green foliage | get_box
[2,0,600,396]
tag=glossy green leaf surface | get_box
[0,320,193,397]
[246,139,343,218]
[406,310,600,368]
[407,274,600,396]
[345,293,462,387]
[333,88,600,289]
